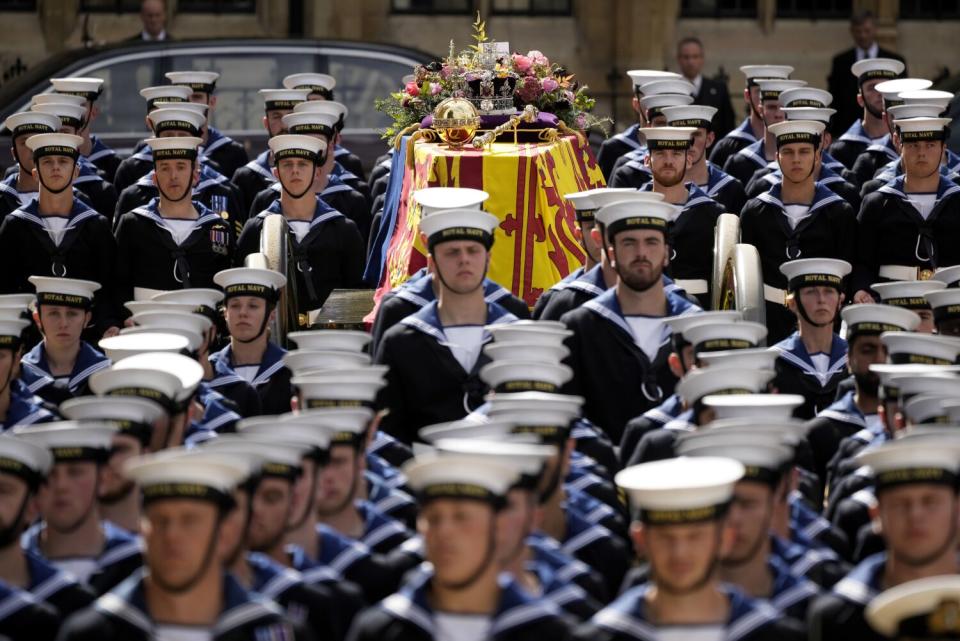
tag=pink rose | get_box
[575,113,588,129]
[527,50,550,67]
[430,82,442,96]
[517,76,543,103]
[512,54,533,75]
[405,81,420,96]
[440,64,452,79]
[541,77,559,93]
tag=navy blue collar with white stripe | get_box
[831,552,886,606]
[771,331,848,387]
[639,181,716,212]
[2,380,56,431]
[8,198,101,231]
[256,195,344,232]
[583,281,701,342]
[394,268,516,310]
[725,117,759,143]
[756,181,845,214]
[87,135,116,162]
[837,119,876,146]
[20,340,110,394]
[611,123,644,151]
[878,174,960,203]
[400,299,516,344]
[211,341,287,388]
[735,139,768,168]
[132,198,221,230]
[817,389,866,429]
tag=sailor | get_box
[293,100,371,199]
[0,111,64,220]
[809,436,960,641]
[113,106,245,231]
[829,58,906,170]
[235,134,365,315]
[770,258,852,419]
[607,88,694,180]
[853,116,960,300]
[56,449,309,640]
[165,70,248,178]
[723,78,807,186]
[0,318,58,430]
[925,286,960,336]
[866,576,960,640]
[871,279,946,334]
[740,120,858,342]
[709,65,794,169]
[562,198,702,443]
[575,456,801,641]
[347,452,573,641]
[18,276,110,405]
[50,76,121,182]
[114,135,234,303]
[375,208,517,443]
[230,88,309,213]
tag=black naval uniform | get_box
[86,135,121,184]
[208,342,292,416]
[231,149,274,214]
[745,164,862,210]
[112,145,228,197]
[375,300,517,445]
[740,183,857,343]
[597,123,645,180]
[770,333,849,420]
[202,126,249,180]
[853,176,960,295]
[561,287,702,444]
[846,134,898,188]
[235,198,364,314]
[829,120,884,171]
[0,583,60,641]
[807,552,889,641]
[610,158,747,214]
[723,138,775,187]
[114,198,234,304]
[709,117,759,169]
[73,158,118,220]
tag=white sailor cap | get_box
[30,103,85,129]
[98,332,190,361]
[876,78,933,106]
[885,374,960,402]
[662,105,718,130]
[899,89,954,110]
[888,104,948,120]
[675,367,773,404]
[639,94,695,120]
[147,108,205,136]
[144,138,203,167]
[563,189,602,217]
[616,456,745,523]
[237,413,334,455]
[627,70,681,91]
[934,266,960,288]
[267,133,327,163]
[31,93,86,108]
[740,65,794,84]
[50,77,104,101]
[479,360,572,394]
[412,187,490,217]
[287,330,371,352]
[0,307,30,323]
[431,439,554,488]
[289,406,372,440]
[779,258,851,292]
[259,89,309,112]
[0,319,29,349]
[152,288,224,317]
[24,133,82,159]
[485,319,571,345]
[851,58,905,82]
[28,276,99,308]
[404,453,520,505]
[139,85,192,110]
[111,352,204,402]
[755,79,807,101]
[281,112,338,139]
[486,404,580,445]
[681,321,768,354]
[59,396,164,444]
[781,107,836,125]
[697,347,781,371]
[282,73,336,98]
[872,280,946,310]
[282,349,370,376]
[866,576,960,638]
[13,421,117,463]
[164,71,220,94]
[903,394,954,425]
[703,393,804,420]
[124,301,196,317]
[129,310,212,336]
[89,366,184,412]
[642,126,696,150]
[707,417,809,445]
[214,267,287,301]
[841,304,922,339]
[419,209,499,250]
[926,289,960,324]
[419,418,522,443]
[483,391,583,417]
[892,117,952,142]
[125,450,248,506]
[483,341,569,364]
[202,434,307,480]
[663,311,743,340]
[883,332,960,366]
[596,200,677,238]
[0,435,53,484]
[869,364,960,396]
[589,189,665,209]
[639,78,696,97]
[767,120,827,148]
[677,438,793,485]
[293,100,349,128]
[778,87,834,109]
[4,111,61,139]
[857,437,960,492]
[292,371,386,408]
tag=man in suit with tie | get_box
[827,11,905,138]
[676,37,736,141]
[127,0,171,42]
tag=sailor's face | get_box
[860,79,885,114]
[496,488,535,565]
[610,229,668,293]
[264,109,291,137]
[777,143,817,183]
[578,219,601,265]
[99,433,142,505]
[12,136,35,172]
[276,157,317,192]
[143,499,221,590]
[644,520,724,594]
[154,158,196,197]
[689,128,713,166]
[35,155,76,191]
[430,241,489,295]
[287,456,316,530]
[901,140,944,179]
[37,305,88,349]
[762,100,786,127]
[879,484,959,566]
[249,476,293,552]
[420,498,498,587]
[224,296,268,342]
[794,286,840,325]
[37,461,100,533]
[848,334,886,377]
[723,481,774,564]
[0,472,31,536]
[648,148,688,188]
[915,308,936,334]
[314,444,359,517]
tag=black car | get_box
[0,37,435,173]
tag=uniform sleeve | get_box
[373,331,412,446]
[113,214,137,306]
[235,217,261,266]
[738,201,758,244]
[369,294,405,356]
[0,217,21,294]
[88,216,122,332]
[831,202,858,298]
[559,310,584,398]
[852,194,880,294]
[339,219,366,288]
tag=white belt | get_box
[675,279,708,295]
[764,284,787,306]
[133,287,168,301]
[878,265,937,281]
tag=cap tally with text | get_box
[875,78,933,108]
[293,100,349,130]
[677,438,792,487]
[872,280,946,310]
[139,85,192,110]
[682,321,768,355]
[60,396,164,446]
[841,304,922,340]
[267,133,326,165]
[412,187,490,217]
[881,332,960,366]
[767,120,826,149]
[642,126,696,151]
[259,89,309,112]
[778,87,833,109]
[214,267,286,302]
[30,102,85,129]
[779,258,851,293]
[125,450,249,507]
[627,70,681,92]
[403,454,520,507]
[479,360,572,394]
[893,117,952,142]
[147,108,205,136]
[165,71,219,95]
[662,105,718,130]
[13,421,117,463]
[282,73,336,99]
[3,112,61,139]
[419,208,499,252]
[925,289,960,325]
[755,79,807,102]
[28,276,99,309]
[851,58,905,84]
[866,576,960,639]
[639,94,694,120]
[0,435,52,487]
[145,136,203,164]
[281,111,338,139]
[25,133,81,161]
[596,199,676,239]
[856,437,960,492]
[739,65,793,86]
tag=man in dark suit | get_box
[126,0,171,42]
[827,11,905,138]
[676,36,736,140]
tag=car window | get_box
[325,54,417,130]
[84,57,159,136]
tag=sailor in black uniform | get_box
[709,64,794,169]
[0,316,59,431]
[235,134,364,316]
[165,70,248,179]
[853,116,960,302]
[723,78,808,186]
[808,436,960,641]
[347,453,572,641]
[925,285,960,336]
[0,111,67,220]
[0,133,120,337]
[50,77,121,183]
[871,280,945,334]
[829,58,906,171]
[293,100,371,201]
[561,198,702,444]
[19,276,110,405]
[769,258,852,420]
[740,120,858,342]
[57,448,310,640]
[230,88,309,213]
[575,456,803,641]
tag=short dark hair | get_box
[677,37,704,54]
[850,10,874,26]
